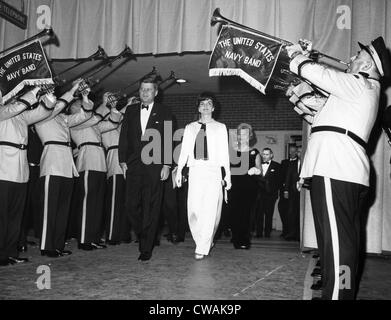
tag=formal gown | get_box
[229,148,259,248]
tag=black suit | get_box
[278,159,290,237]
[255,161,281,237]
[283,158,300,240]
[119,102,173,256]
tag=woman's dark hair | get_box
[195,91,220,118]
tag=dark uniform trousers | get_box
[74,170,106,244]
[37,175,73,251]
[19,165,40,244]
[0,181,27,260]
[105,174,128,242]
[125,162,164,254]
[310,175,368,300]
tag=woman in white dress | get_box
[176,92,231,260]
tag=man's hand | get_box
[160,165,170,181]
[127,96,139,106]
[120,162,128,179]
[297,178,304,192]
[283,190,289,199]
[40,92,57,109]
[286,39,313,59]
[70,78,83,96]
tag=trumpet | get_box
[56,46,108,77]
[211,8,348,65]
[0,27,55,57]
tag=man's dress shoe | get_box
[41,250,62,257]
[78,243,95,251]
[0,259,10,266]
[58,249,72,256]
[27,240,37,246]
[138,252,152,261]
[91,242,107,249]
[311,268,321,277]
[316,260,321,267]
[18,245,28,252]
[311,280,322,291]
[8,257,29,264]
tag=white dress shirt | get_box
[261,161,270,176]
[140,102,154,135]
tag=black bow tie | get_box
[262,161,270,165]
[141,104,149,110]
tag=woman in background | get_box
[229,123,261,249]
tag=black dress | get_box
[228,148,259,248]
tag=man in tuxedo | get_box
[278,145,298,238]
[255,148,281,238]
[282,147,301,241]
[119,77,173,261]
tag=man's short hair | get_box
[263,147,273,154]
[140,76,158,90]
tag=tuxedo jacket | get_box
[284,159,300,194]
[118,102,173,171]
[257,160,281,197]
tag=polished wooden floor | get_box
[0,231,390,300]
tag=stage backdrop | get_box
[1,0,390,253]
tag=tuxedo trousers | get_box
[38,175,73,251]
[0,180,27,260]
[255,193,277,236]
[125,163,164,254]
[187,165,223,255]
[310,175,368,300]
[105,174,128,242]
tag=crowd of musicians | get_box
[0,76,301,266]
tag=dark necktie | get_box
[141,104,149,111]
[194,122,208,160]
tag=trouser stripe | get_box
[324,177,340,300]
[109,175,116,240]
[40,176,50,250]
[81,171,89,244]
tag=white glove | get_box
[285,43,304,59]
[175,169,183,188]
[223,177,231,191]
[248,167,261,176]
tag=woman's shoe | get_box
[194,253,205,260]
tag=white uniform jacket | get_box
[71,108,121,173]
[177,120,231,180]
[290,55,380,186]
[35,93,92,178]
[102,125,123,179]
[0,102,53,183]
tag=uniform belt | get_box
[107,145,119,152]
[311,126,367,149]
[0,141,27,150]
[44,141,72,147]
[78,142,104,149]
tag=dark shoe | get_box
[107,240,121,245]
[316,260,321,267]
[78,243,95,251]
[176,237,185,242]
[8,256,29,264]
[41,250,62,257]
[91,242,107,249]
[18,245,28,252]
[121,238,132,244]
[311,268,321,277]
[255,233,263,238]
[138,252,152,261]
[57,249,72,256]
[0,259,10,266]
[311,280,322,291]
[223,229,232,237]
[27,240,37,246]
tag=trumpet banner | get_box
[209,24,299,95]
[0,40,53,103]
